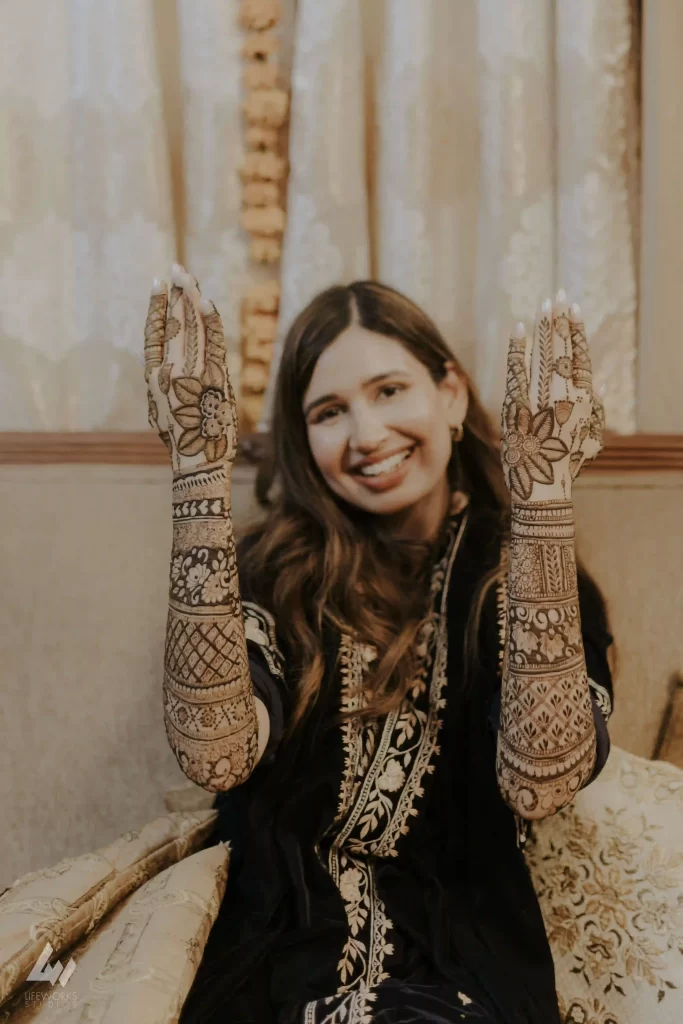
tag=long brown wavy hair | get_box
[240,280,511,729]
[239,280,514,728]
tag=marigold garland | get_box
[238,0,289,432]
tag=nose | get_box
[348,402,389,453]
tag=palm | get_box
[143,267,238,476]
[501,291,604,504]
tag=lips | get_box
[351,445,416,478]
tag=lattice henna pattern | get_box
[163,476,258,791]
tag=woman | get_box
[143,270,613,1024]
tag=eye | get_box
[313,404,342,424]
[378,383,405,399]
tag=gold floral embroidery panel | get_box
[325,513,467,996]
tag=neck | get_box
[385,476,451,543]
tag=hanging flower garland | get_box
[238,0,289,432]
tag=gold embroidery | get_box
[588,676,612,722]
[304,987,377,1024]
[319,513,467,1001]
[242,600,285,681]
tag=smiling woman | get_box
[145,272,614,1024]
[303,323,467,537]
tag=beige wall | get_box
[638,0,683,430]
[2,464,682,890]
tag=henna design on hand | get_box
[497,501,597,819]
[500,293,605,504]
[142,268,258,792]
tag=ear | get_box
[439,361,469,428]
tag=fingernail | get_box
[513,322,526,339]
[555,288,567,304]
[570,302,581,318]
[199,298,215,316]
[151,278,165,295]
[171,264,186,286]
[541,298,552,315]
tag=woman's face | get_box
[303,325,468,522]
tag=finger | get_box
[200,297,239,459]
[550,288,572,404]
[172,262,201,303]
[175,268,206,381]
[569,302,593,393]
[160,265,184,371]
[504,321,530,411]
[588,390,605,453]
[530,297,553,412]
[199,297,231,394]
[144,279,168,382]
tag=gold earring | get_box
[451,423,464,443]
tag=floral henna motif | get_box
[503,404,568,502]
[501,295,604,504]
[170,543,240,607]
[497,501,598,819]
[143,270,257,793]
[497,293,605,819]
[171,378,234,463]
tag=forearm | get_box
[163,462,258,792]
[497,499,597,819]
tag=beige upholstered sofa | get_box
[0,746,681,1024]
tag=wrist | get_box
[171,463,233,542]
[510,501,576,544]
[511,494,573,512]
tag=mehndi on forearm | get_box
[162,463,258,792]
[497,500,597,819]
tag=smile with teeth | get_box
[354,447,414,477]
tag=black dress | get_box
[181,500,613,1024]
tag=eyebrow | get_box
[303,371,410,418]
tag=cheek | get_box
[420,423,452,473]
[397,396,451,460]
[307,427,344,478]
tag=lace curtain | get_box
[0,0,638,432]
[0,0,252,430]
[266,0,639,433]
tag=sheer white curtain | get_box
[0,0,638,433]
[0,0,258,430]
[477,0,638,432]
[0,0,176,429]
[276,0,371,333]
[267,0,639,432]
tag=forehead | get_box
[304,326,426,403]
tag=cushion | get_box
[0,842,228,1022]
[0,810,217,1009]
[527,745,683,1024]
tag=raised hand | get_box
[143,267,258,792]
[144,265,238,477]
[501,290,605,504]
